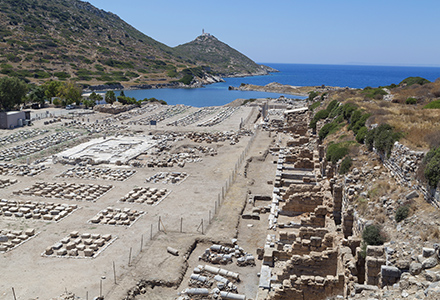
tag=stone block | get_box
[381,265,401,278]
[409,262,422,275]
[423,247,436,258]
[84,249,94,257]
[422,257,438,270]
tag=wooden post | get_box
[140,235,143,252]
[86,291,88,300]
[209,210,211,224]
[150,224,153,240]
[128,247,132,266]
[215,201,217,214]
[180,217,183,233]
[201,219,204,235]
[12,288,16,300]
[158,216,161,231]
[113,261,117,284]
[100,279,102,297]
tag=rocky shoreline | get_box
[84,68,277,93]
[228,82,310,97]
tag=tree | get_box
[105,91,116,104]
[43,81,64,99]
[83,99,96,108]
[58,82,82,106]
[27,85,46,106]
[0,76,28,110]
[89,92,103,102]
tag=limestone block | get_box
[57,249,67,256]
[84,249,94,257]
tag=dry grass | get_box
[323,80,440,150]
[421,225,440,241]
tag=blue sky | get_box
[85,0,440,66]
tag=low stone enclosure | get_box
[0,199,78,222]
[43,231,116,258]
[119,187,170,205]
[0,163,48,176]
[13,182,113,202]
[88,207,145,227]
[145,172,188,185]
[0,228,37,252]
[57,166,136,181]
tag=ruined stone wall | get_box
[270,274,344,300]
[276,249,339,280]
[280,191,326,216]
[365,246,386,286]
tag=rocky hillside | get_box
[174,33,276,77]
[0,0,271,86]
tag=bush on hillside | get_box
[356,126,368,144]
[362,224,385,246]
[365,123,402,157]
[405,97,417,105]
[309,101,321,111]
[362,87,388,99]
[399,76,431,86]
[309,109,329,130]
[339,156,352,174]
[395,205,410,222]
[308,91,319,101]
[424,99,440,109]
[424,146,440,188]
[326,142,349,164]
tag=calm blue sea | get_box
[115,63,440,107]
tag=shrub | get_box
[399,76,430,86]
[309,101,321,111]
[309,109,329,130]
[326,100,339,112]
[365,124,402,157]
[362,224,385,246]
[326,142,349,164]
[356,126,368,144]
[395,205,410,222]
[362,87,388,99]
[52,98,61,106]
[178,74,193,85]
[339,156,352,174]
[424,99,440,109]
[308,91,319,101]
[319,122,337,141]
[405,97,417,105]
[424,146,440,188]
[341,103,358,120]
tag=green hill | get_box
[0,0,273,86]
[174,33,275,76]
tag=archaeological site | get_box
[1,97,440,300]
